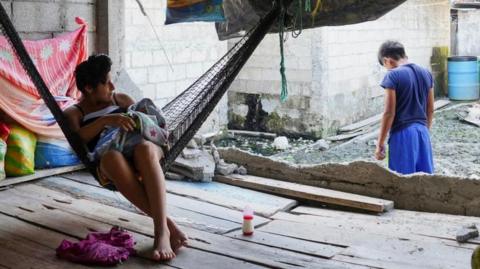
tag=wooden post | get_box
[96,0,125,75]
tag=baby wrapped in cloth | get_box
[90,98,169,167]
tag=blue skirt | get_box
[388,123,434,174]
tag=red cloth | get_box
[56,227,136,266]
[0,123,9,141]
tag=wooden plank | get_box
[36,177,241,234]
[225,230,343,259]
[325,130,368,141]
[0,205,266,269]
[228,129,277,138]
[339,114,382,133]
[215,174,393,213]
[60,171,272,226]
[0,186,360,269]
[291,206,480,244]
[259,219,471,269]
[0,214,172,269]
[164,180,298,217]
[434,99,451,110]
[0,226,92,269]
[338,99,451,134]
[0,164,84,187]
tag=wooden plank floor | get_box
[0,171,477,268]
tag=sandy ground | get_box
[266,103,480,179]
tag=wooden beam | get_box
[0,164,85,188]
[215,174,394,213]
[338,99,451,134]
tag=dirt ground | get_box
[269,102,480,179]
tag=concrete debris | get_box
[216,160,238,176]
[194,131,221,147]
[273,136,289,150]
[210,143,221,164]
[165,171,186,181]
[312,139,330,151]
[470,174,480,180]
[171,149,215,182]
[186,139,199,149]
[461,104,480,127]
[456,224,479,243]
[236,165,248,175]
[181,148,202,159]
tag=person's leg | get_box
[99,150,186,260]
[415,124,434,174]
[388,126,417,174]
[100,150,151,213]
[133,141,185,261]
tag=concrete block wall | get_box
[124,0,228,133]
[228,30,317,137]
[228,0,450,138]
[317,0,450,136]
[1,0,96,53]
[455,9,480,56]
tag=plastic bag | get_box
[35,136,80,169]
[166,0,225,25]
[5,124,36,176]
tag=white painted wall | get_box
[124,0,228,133]
[455,8,480,56]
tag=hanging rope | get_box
[278,3,288,103]
[311,0,323,25]
[291,0,303,38]
[134,0,174,72]
[305,0,312,12]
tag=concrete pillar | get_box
[96,0,125,75]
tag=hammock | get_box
[0,1,282,185]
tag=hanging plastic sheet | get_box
[166,0,225,24]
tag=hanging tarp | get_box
[166,0,226,24]
[0,17,87,138]
[216,0,407,39]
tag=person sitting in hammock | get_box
[64,54,187,261]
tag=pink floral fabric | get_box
[0,17,87,138]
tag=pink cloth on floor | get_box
[56,227,136,266]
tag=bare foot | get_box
[167,217,188,252]
[152,227,176,261]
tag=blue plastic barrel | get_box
[448,56,479,100]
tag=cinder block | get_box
[0,1,11,18]
[148,66,169,83]
[186,62,204,79]
[13,2,61,32]
[156,82,176,99]
[128,68,148,84]
[150,50,170,66]
[65,3,95,31]
[166,64,186,81]
[131,51,153,67]
[141,83,156,99]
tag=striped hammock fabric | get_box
[0,17,87,138]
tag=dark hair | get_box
[75,54,112,93]
[378,41,407,66]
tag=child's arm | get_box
[64,107,136,143]
[426,88,434,129]
[114,92,135,109]
[375,89,396,160]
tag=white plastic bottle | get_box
[242,206,254,236]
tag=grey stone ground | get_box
[270,103,480,179]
